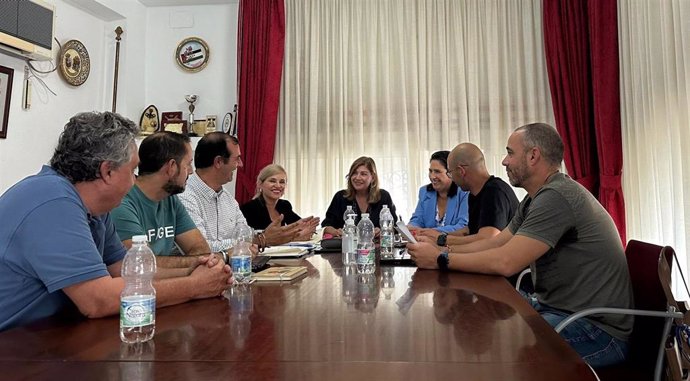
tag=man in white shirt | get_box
[180,133,308,251]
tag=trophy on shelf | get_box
[185,94,198,128]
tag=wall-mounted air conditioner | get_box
[0,0,55,61]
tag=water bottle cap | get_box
[361,213,369,218]
[132,235,148,243]
[382,205,388,209]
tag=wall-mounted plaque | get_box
[175,37,210,72]
[222,112,233,134]
[139,105,159,135]
[58,39,90,86]
[161,111,187,135]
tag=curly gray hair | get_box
[50,111,139,183]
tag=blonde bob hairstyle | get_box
[343,156,381,203]
[254,164,288,200]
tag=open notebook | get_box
[262,246,310,258]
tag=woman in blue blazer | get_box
[408,151,469,233]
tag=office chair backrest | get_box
[625,240,673,370]
[657,245,690,381]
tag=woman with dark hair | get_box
[322,156,397,237]
[408,151,469,233]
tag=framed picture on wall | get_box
[175,37,210,72]
[0,65,14,139]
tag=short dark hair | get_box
[515,123,564,166]
[50,111,139,183]
[426,150,458,197]
[194,132,238,169]
[430,150,450,169]
[137,131,191,176]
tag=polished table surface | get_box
[0,254,596,381]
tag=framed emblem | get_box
[222,112,233,134]
[58,40,91,86]
[175,37,210,72]
[139,105,160,135]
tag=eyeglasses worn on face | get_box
[446,164,469,176]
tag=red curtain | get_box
[543,0,626,243]
[588,0,626,244]
[235,0,286,205]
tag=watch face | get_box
[437,234,447,246]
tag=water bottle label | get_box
[381,235,393,247]
[356,248,373,264]
[120,296,155,328]
[342,237,354,254]
[231,256,252,275]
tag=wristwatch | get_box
[436,233,448,247]
[437,251,449,271]
[219,250,229,264]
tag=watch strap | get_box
[437,251,449,271]
[436,233,448,247]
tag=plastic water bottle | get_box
[342,214,357,265]
[120,235,156,343]
[343,205,355,224]
[379,205,394,258]
[356,213,375,274]
[231,222,253,284]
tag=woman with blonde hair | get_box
[240,164,302,230]
[322,156,397,237]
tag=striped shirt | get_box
[179,173,246,252]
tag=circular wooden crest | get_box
[175,37,210,72]
[58,40,90,86]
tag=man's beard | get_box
[506,166,527,187]
[163,179,185,195]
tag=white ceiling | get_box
[138,0,238,6]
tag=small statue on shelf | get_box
[138,105,159,135]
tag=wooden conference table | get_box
[0,253,596,381]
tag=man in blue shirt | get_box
[0,112,233,331]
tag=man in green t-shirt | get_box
[112,132,211,268]
[408,123,633,368]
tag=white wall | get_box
[0,0,110,192]
[144,4,237,128]
[0,0,238,194]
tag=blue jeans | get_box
[525,294,629,368]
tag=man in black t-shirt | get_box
[419,143,518,248]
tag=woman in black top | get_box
[322,156,397,237]
[240,164,301,230]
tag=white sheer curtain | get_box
[276,0,553,222]
[619,0,690,297]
